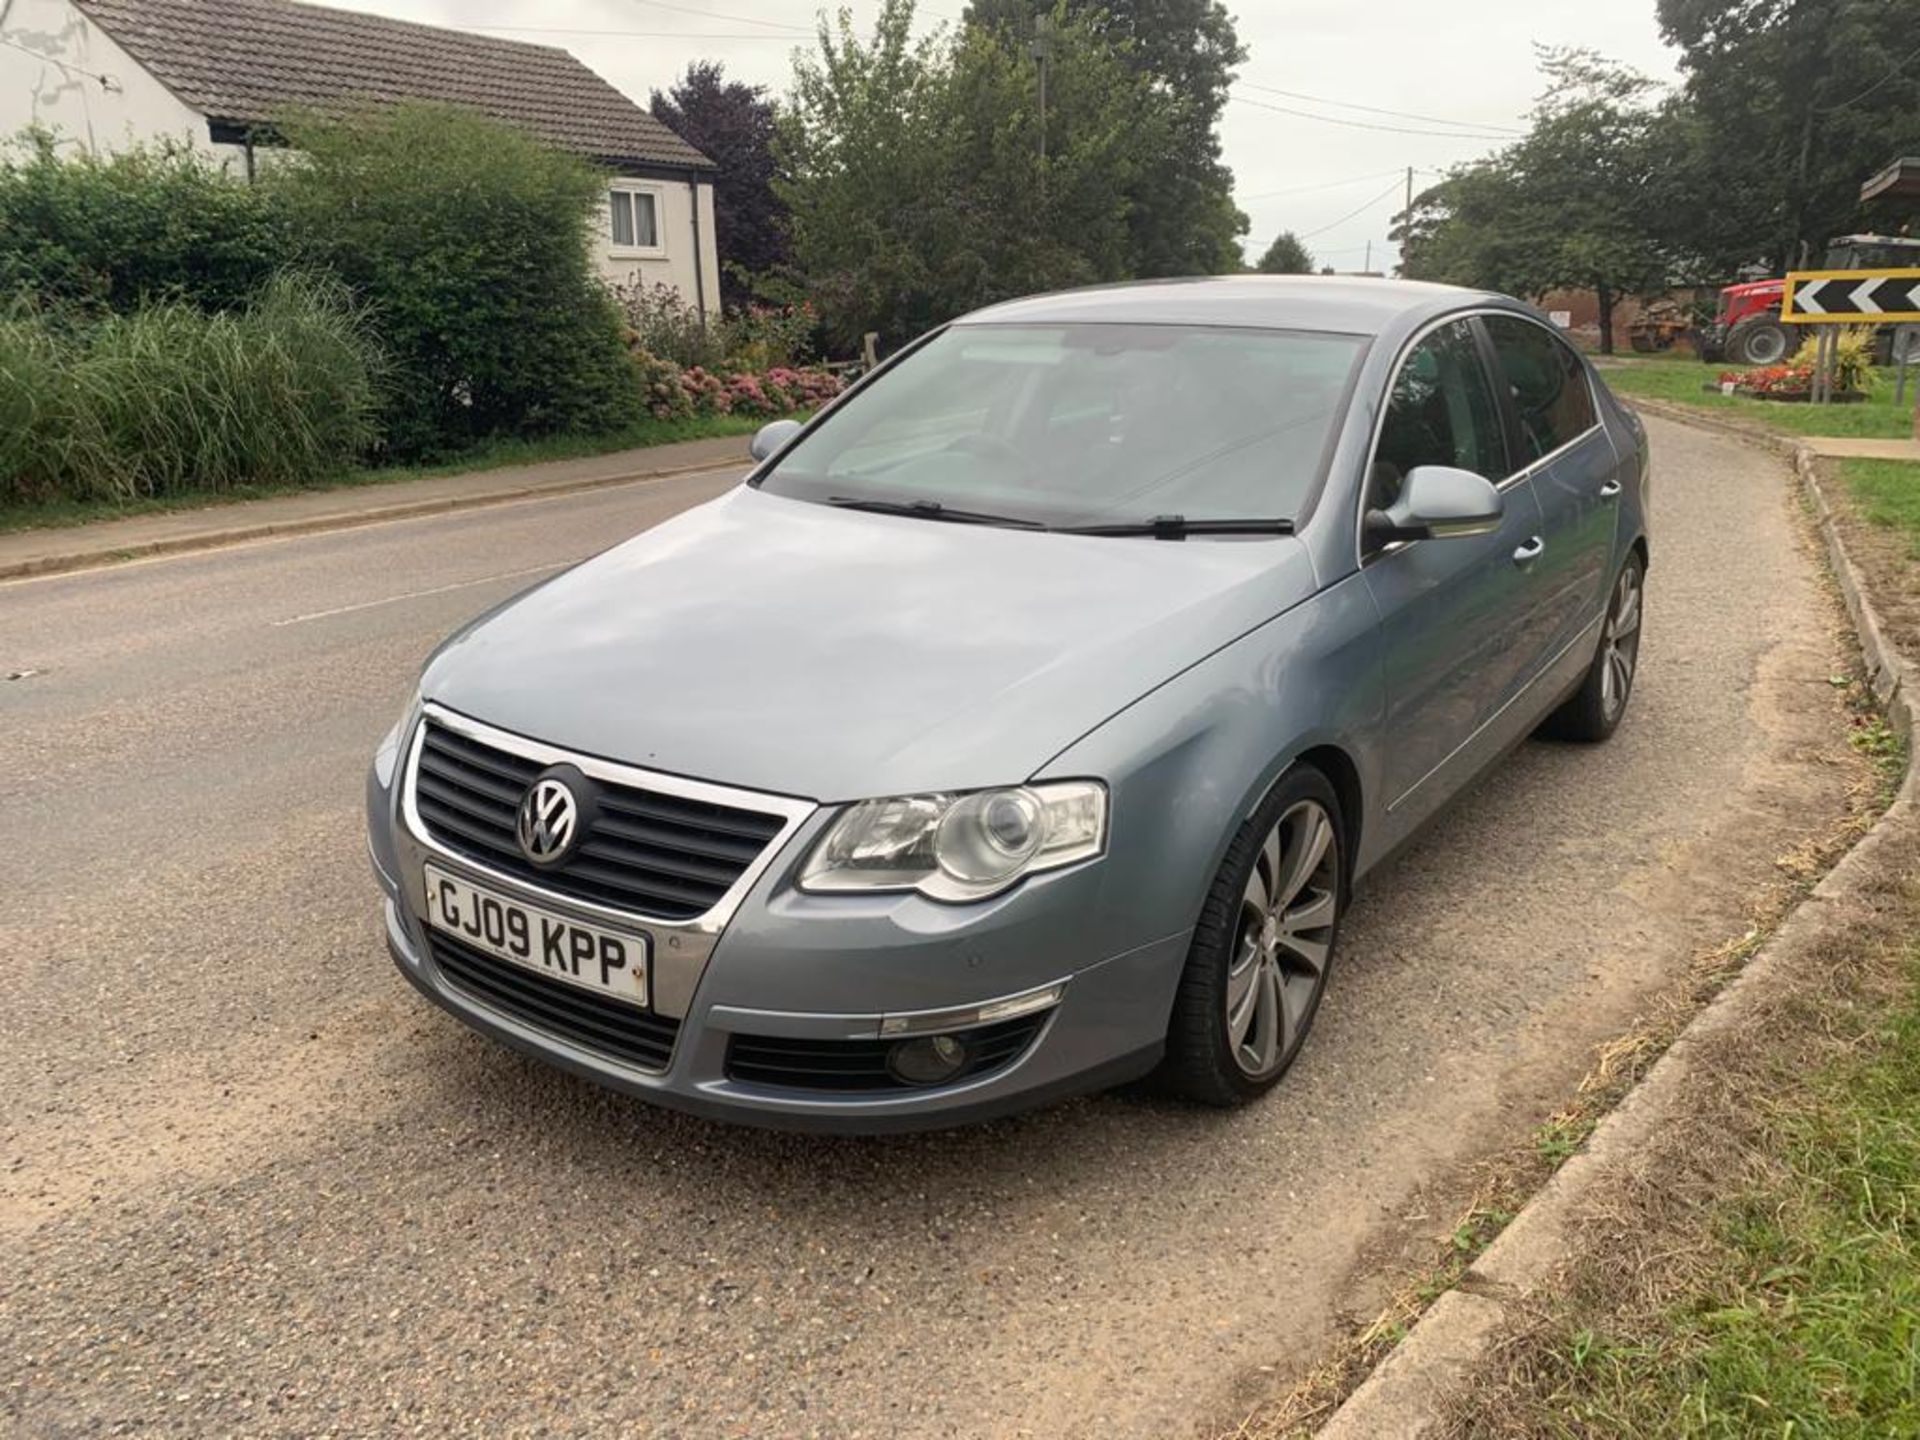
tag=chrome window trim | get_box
[399,701,816,972]
[1355,307,1606,568]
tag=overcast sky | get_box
[313,0,1683,272]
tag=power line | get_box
[476,26,804,39]
[1817,38,1920,113]
[612,0,813,34]
[1228,92,1516,141]
[1237,81,1525,136]
[1297,177,1405,240]
[1237,167,1407,203]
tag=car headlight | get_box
[372,688,423,789]
[798,781,1107,902]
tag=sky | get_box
[312,0,1685,273]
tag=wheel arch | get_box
[1294,743,1363,902]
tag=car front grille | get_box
[427,930,681,1071]
[724,1014,1048,1093]
[411,720,788,922]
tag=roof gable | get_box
[72,0,713,173]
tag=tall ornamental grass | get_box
[0,274,384,507]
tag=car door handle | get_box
[1599,479,1623,499]
[1512,535,1545,566]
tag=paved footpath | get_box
[0,434,752,580]
[0,419,1867,1437]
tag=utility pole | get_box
[1030,14,1053,187]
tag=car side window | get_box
[1482,315,1597,466]
[1369,319,1505,516]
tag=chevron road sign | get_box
[1782,268,1920,323]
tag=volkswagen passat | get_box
[366,277,1650,1131]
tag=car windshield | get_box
[754,322,1367,531]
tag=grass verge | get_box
[1220,683,1895,1440]
[1415,454,1920,1435]
[1601,356,1912,440]
[1842,457,1920,559]
[0,412,765,535]
[1441,855,1920,1440]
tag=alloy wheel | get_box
[1600,563,1642,723]
[1225,799,1339,1081]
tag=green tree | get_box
[965,0,1246,274]
[780,0,1157,350]
[1656,0,1920,274]
[1255,231,1313,274]
[271,102,639,458]
[1400,50,1668,353]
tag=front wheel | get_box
[1159,767,1345,1107]
[1543,554,1644,742]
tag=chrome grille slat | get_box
[596,791,785,842]
[424,727,539,784]
[412,720,787,922]
[575,842,741,889]
[416,758,524,809]
[414,771,518,820]
[587,810,767,865]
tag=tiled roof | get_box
[73,0,713,172]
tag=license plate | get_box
[422,865,650,1008]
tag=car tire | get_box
[1543,553,1645,743]
[1158,765,1345,1107]
[1727,316,1793,367]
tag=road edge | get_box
[0,452,748,583]
[1313,410,1917,1438]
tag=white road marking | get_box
[0,463,745,592]
[270,562,569,626]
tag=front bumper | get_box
[367,715,1185,1133]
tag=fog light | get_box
[887,1033,971,1087]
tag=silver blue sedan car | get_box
[366,277,1649,1131]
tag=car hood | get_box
[423,486,1321,800]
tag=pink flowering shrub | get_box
[630,349,842,422]
[633,350,694,421]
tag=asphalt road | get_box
[1,420,1861,1438]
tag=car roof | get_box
[954,275,1516,337]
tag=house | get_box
[0,0,722,316]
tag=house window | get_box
[609,185,661,251]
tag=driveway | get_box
[0,417,1860,1437]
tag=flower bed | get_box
[1712,364,1869,404]
[1715,330,1876,403]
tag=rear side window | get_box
[1482,315,1597,465]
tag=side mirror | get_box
[749,418,804,462]
[1365,465,1503,545]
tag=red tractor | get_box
[1698,234,1920,366]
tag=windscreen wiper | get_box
[826,496,1049,530]
[1056,515,1296,540]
